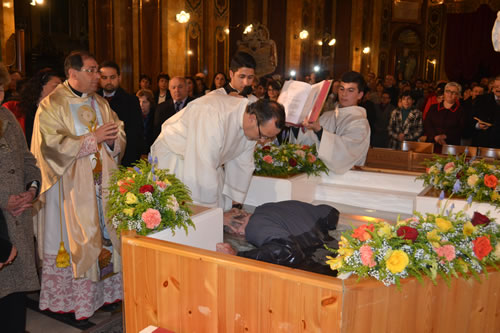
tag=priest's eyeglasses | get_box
[256,117,273,140]
[79,67,100,74]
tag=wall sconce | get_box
[243,24,253,34]
[187,49,193,56]
[30,0,43,6]
[224,28,230,35]
[176,10,190,23]
[289,70,297,77]
[299,30,309,39]
[313,65,320,72]
[328,38,336,46]
[317,40,323,46]
[362,46,371,54]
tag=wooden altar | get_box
[122,234,500,333]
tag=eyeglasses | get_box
[444,90,459,95]
[79,67,100,74]
[256,117,273,140]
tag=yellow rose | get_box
[492,191,499,201]
[125,192,138,204]
[326,255,343,270]
[427,229,441,246]
[456,258,468,273]
[123,208,135,216]
[428,166,438,174]
[433,178,440,185]
[462,221,477,237]
[386,250,409,274]
[467,167,476,174]
[338,247,354,257]
[435,218,452,232]
[377,222,392,238]
[467,174,479,187]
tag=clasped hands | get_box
[94,122,119,147]
[6,187,37,217]
[434,134,447,146]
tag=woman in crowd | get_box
[185,76,198,99]
[138,74,152,91]
[0,63,42,333]
[424,82,465,152]
[266,80,281,101]
[387,91,423,150]
[210,72,227,90]
[195,76,208,97]
[136,88,156,154]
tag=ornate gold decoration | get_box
[236,23,278,77]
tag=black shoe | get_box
[99,301,121,313]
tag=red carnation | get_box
[471,211,490,226]
[139,184,155,194]
[302,145,310,150]
[289,158,297,167]
[397,226,419,241]
[262,146,271,151]
[473,236,492,260]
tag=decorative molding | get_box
[214,0,228,18]
[236,22,277,76]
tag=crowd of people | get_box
[0,47,499,332]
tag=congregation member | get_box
[138,74,152,91]
[371,91,395,148]
[297,71,371,174]
[154,72,171,104]
[424,82,465,152]
[387,91,423,149]
[153,76,195,140]
[0,63,42,333]
[136,88,156,154]
[253,77,267,99]
[472,76,500,148]
[3,68,61,146]
[214,51,258,102]
[98,60,144,167]
[195,76,208,97]
[217,200,339,273]
[210,71,228,91]
[185,76,198,98]
[151,97,285,210]
[266,79,281,101]
[31,51,126,322]
[4,70,23,102]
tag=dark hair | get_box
[229,52,256,72]
[246,99,286,130]
[341,71,367,94]
[185,76,198,96]
[157,72,170,83]
[99,60,120,75]
[399,90,414,100]
[139,74,152,84]
[136,88,156,109]
[19,68,61,113]
[210,72,228,90]
[194,77,207,95]
[267,79,282,91]
[64,50,95,77]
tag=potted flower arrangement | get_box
[254,143,328,177]
[327,209,500,288]
[418,154,500,209]
[107,156,194,236]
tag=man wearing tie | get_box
[472,76,500,148]
[153,76,194,141]
[98,60,144,166]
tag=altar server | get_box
[151,96,285,210]
[31,51,126,321]
[298,71,370,174]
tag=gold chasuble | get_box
[31,81,126,280]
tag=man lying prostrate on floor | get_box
[217,200,339,272]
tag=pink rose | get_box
[307,153,316,163]
[142,208,161,229]
[360,245,376,268]
[263,155,273,164]
[444,162,455,173]
[434,245,456,263]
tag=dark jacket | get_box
[98,87,144,166]
[424,102,465,148]
[472,93,500,148]
[0,209,12,263]
[153,96,195,141]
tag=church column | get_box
[350,0,363,73]
[0,0,15,67]
[163,0,187,77]
[285,0,302,77]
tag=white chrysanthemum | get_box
[169,195,180,212]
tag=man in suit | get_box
[472,76,500,148]
[98,60,144,166]
[153,76,194,141]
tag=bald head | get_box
[169,76,188,102]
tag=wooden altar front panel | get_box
[122,234,343,332]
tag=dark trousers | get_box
[0,292,27,333]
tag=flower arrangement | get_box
[418,154,500,209]
[326,210,500,288]
[254,143,328,177]
[107,157,194,236]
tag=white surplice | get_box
[151,93,256,210]
[297,105,370,174]
[211,87,259,104]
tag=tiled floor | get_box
[25,293,119,333]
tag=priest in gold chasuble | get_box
[31,51,126,320]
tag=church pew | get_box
[122,233,500,333]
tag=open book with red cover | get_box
[277,80,332,126]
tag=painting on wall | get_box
[392,0,422,23]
